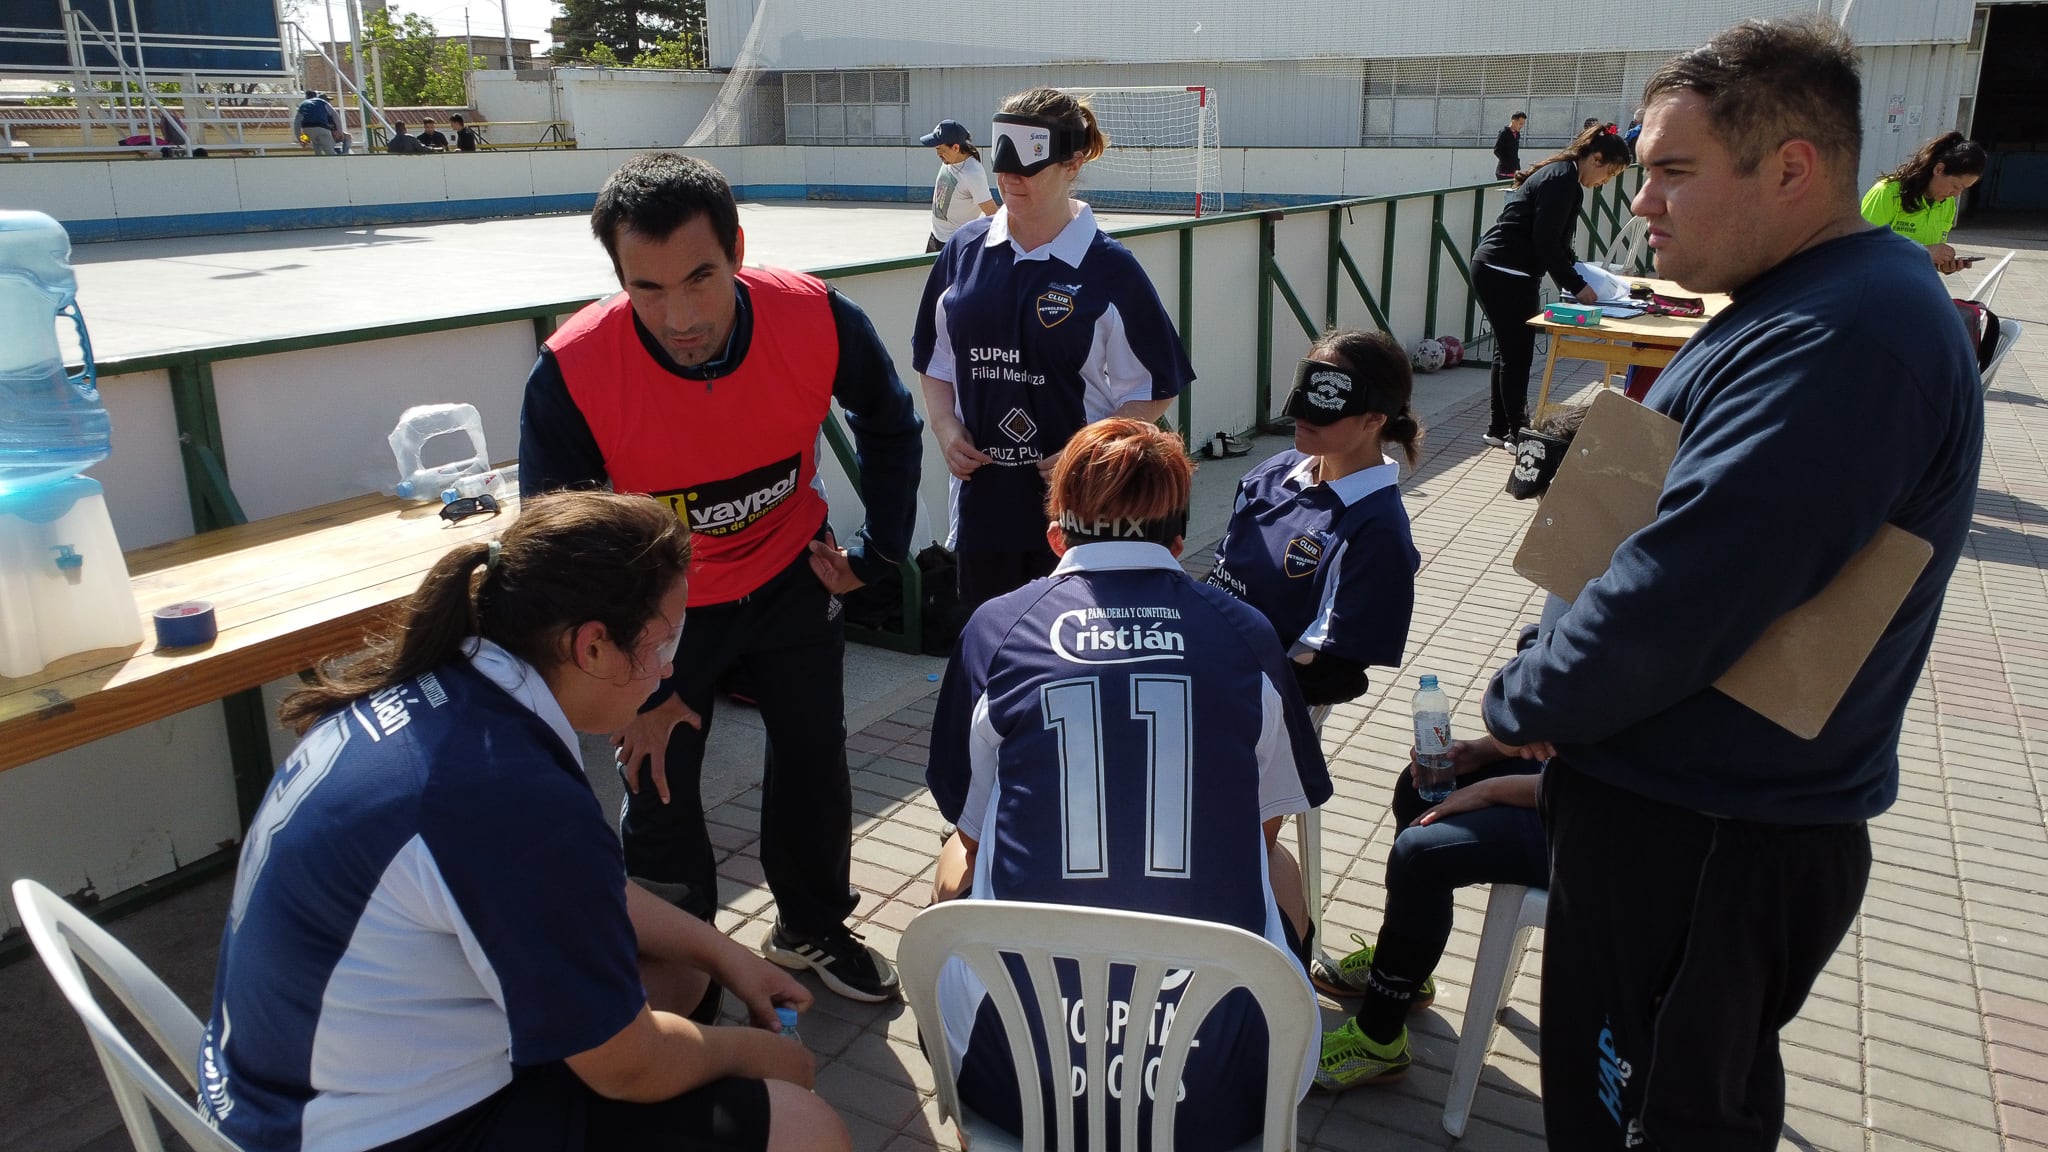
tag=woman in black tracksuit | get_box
[1470,127,1632,447]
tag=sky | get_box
[299,0,561,54]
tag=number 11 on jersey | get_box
[1040,675,1194,881]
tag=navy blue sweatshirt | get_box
[1472,160,1588,295]
[1483,227,1983,824]
[519,281,925,591]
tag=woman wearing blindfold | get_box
[1205,329,1422,709]
[911,87,1195,615]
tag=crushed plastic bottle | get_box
[441,463,519,503]
[0,211,110,496]
[389,403,488,500]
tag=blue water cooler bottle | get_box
[0,210,143,677]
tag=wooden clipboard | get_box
[1512,391,1932,739]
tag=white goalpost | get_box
[1058,86,1223,216]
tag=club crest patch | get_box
[1284,533,1326,577]
[1037,288,1076,328]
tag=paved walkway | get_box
[5,227,2045,1152]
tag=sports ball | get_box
[1438,335,1464,367]
[1410,338,1447,373]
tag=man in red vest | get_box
[521,153,923,1005]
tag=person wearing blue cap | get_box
[921,119,996,253]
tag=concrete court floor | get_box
[60,202,1154,364]
[7,223,2047,1152]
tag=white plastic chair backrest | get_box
[900,900,1317,1152]
[1983,318,2023,392]
[1968,251,2016,307]
[11,879,242,1152]
[1610,215,1651,275]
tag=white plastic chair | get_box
[1441,883,1548,1138]
[1982,317,2024,392]
[11,878,244,1152]
[1294,704,1332,947]
[1967,251,2016,308]
[900,900,1319,1152]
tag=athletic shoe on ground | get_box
[764,921,901,1003]
[1309,933,1435,1009]
[1314,1019,1412,1091]
[1481,432,1509,448]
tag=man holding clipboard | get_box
[1480,18,1983,1150]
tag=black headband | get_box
[1281,359,1402,425]
[1056,508,1189,548]
[989,112,1089,176]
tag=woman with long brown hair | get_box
[924,417,1329,1151]
[198,491,848,1152]
[1861,131,1987,274]
[1471,125,1633,447]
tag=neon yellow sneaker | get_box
[1313,1019,1412,1091]
[1309,933,1435,1010]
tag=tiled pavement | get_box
[5,230,2045,1152]
[696,234,2048,1152]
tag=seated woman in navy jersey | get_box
[1205,328,1422,707]
[925,418,1330,1152]
[197,492,847,1152]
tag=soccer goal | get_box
[1059,86,1223,216]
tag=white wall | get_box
[470,69,562,135]
[1857,43,1974,191]
[707,0,1966,70]
[554,68,726,150]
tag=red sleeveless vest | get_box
[547,267,840,606]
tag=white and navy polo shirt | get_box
[912,204,1195,553]
[198,641,643,1152]
[1207,450,1419,669]
[925,541,1328,1149]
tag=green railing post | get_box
[532,313,558,347]
[165,356,269,827]
[1467,189,1487,342]
[1257,212,1278,429]
[1325,208,1341,329]
[1178,228,1194,439]
[1334,243,1391,332]
[1380,201,1397,321]
[1425,194,1445,338]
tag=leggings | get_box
[1474,263,1543,437]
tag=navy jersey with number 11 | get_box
[927,541,1329,1151]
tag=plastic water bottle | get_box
[0,211,110,495]
[1412,674,1455,803]
[775,1005,801,1042]
[441,463,519,503]
[389,403,489,499]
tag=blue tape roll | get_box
[154,600,218,648]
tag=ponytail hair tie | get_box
[485,540,503,571]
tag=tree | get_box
[344,7,481,108]
[549,0,704,66]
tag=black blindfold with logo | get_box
[989,113,1089,176]
[1280,359,1403,426]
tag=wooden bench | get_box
[0,491,515,775]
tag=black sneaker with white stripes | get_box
[763,921,901,1003]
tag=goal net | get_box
[1060,86,1223,216]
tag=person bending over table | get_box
[1205,328,1421,708]
[926,417,1331,1152]
[1860,131,1987,276]
[1471,126,1632,448]
[913,86,1194,613]
[198,492,847,1152]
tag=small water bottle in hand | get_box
[775,1005,801,1043]
[1412,674,1455,803]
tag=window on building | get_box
[1361,53,1654,148]
[783,70,909,144]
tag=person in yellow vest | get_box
[1860,131,1987,275]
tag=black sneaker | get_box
[764,921,901,1003]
